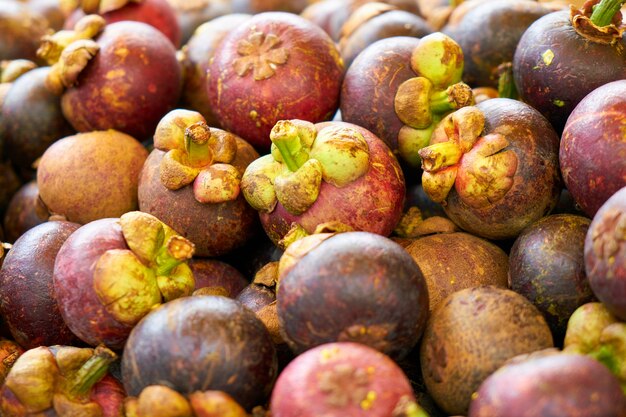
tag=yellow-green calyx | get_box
[93,211,195,326]
[418,106,518,208]
[60,0,142,14]
[394,32,473,167]
[39,14,105,95]
[4,345,116,415]
[241,120,370,215]
[0,60,37,83]
[156,109,241,204]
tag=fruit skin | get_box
[278,232,429,360]
[509,214,594,344]
[189,258,248,298]
[584,186,626,321]
[1,67,75,170]
[259,121,405,246]
[513,10,626,133]
[206,12,344,150]
[340,36,420,153]
[3,180,48,243]
[468,353,626,417]
[439,99,561,240]
[420,286,554,415]
[270,342,415,417]
[37,130,148,225]
[0,2,50,62]
[0,221,81,349]
[138,133,260,257]
[64,0,182,48]
[560,80,626,218]
[404,231,509,313]
[61,21,181,141]
[121,296,277,411]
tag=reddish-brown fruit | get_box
[206,12,344,150]
[231,0,310,14]
[60,21,181,140]
[0,2,50,62]
[3,181,48,243]
[189,258,248,298]
[121,296,278,411]
[270,342,415,417]
[560,80,626,217]
[0,221,81,349]
[0,162,21,216]
[37,130,148,225]
[166,0,232,45]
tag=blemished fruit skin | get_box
[468,354,626,417]
[206,12,344,150]
[270,342,415,417]
[560,80,626,218]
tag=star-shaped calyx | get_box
[418,106,518,208]
[241,120,370,216]
[93,211,195,326]
[394,32,474,167]
[38,14,106,95]
[233,29,289,81]
[155,109,242,204]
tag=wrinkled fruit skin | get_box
[37,130,148,225]
[443,98,561,240]
[513,10,626,133]
[270,342,414,417]
[278,232,429,360]
[206,12,344,150]
[584,186,626,321]
[138,134,260,257]
[260,121,405,246]
[468,354,626,417]
[61,21,181,141]
[420,286,554,415]
[1,67,75,170]
[0,221,81,349]
[3,180,48,243]
[121,296,278,411]
[53,218,133,349]
[0,2,50,62]
[560,80,626,217]
[443,0,551,88]
[341,36,420,153]
[64,0,182,47]
[404,231,509,313]
[509,214,594,344]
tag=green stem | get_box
[496,63,518,100]
[185,122,212,168]
[273,140,301,172]
[430,82,472,114]
[590,0,626,26]
[419,140,463,171]
[68,346,116,398]
[154,236,194,276]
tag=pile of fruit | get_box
[1,0,625,416]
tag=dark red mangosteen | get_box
[3,180,48,243]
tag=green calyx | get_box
[418,106,518,207]
[590,0,626,27]
[157,109,241,204]
[241,120,370,216]
[93,211,195,326]
[572,0,626,44]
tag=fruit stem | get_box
[496,63,518,100]
[155,236,194,276]
[270,121,312,172]
[419,141,463,171]
[67,345,116,398]
[590,0,626,26]
[184,122,212,168]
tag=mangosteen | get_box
[277,231,429,360]
[53,211,196,349]
[189,258,248,298]
[166,0,232,45]
[509,214,595,344]
[241,120,406,246]
[513,1,626,133]
[206,12,344,151]
[3,180,48,243]
[418,99,562,240]
[37,129,148,225]
[560,80,626,217]
[0,1,50,62]
[0,162,22,218]
[341,32,474,167]
[138,109,260,257]
[584,186,626,321]
[231,0,310,14]
[121,296,278,411]
[468,353,626,417]
[338,2,433,69]
[0,221,81,349]
[38,14,181,141]
[420,286,554,415]
[0,344,124,416]
[270,342,420,417]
